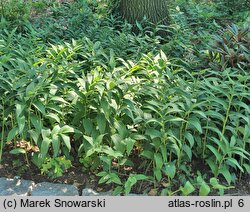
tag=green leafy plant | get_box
[0,0,31,29]
[208,24,250,71]
[41,156,71,178]
[214,0,250,15]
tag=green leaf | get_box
[59,125,74,134]
[60,134,71,152]
[85,148,98,158]
[83,119,93,135]
[185,132,194,147]
[219,165,232,185]
[101,146,123,158]
[136,21,143,31]
[141,150,154,160]
[30,114,42,131]
[111,134,126,153]
[131,133,147,141]
[26,81,35,96]
[52,134,60,158]
[243,125,250,140]
[163,162,176,179]
[96,171,108,177]
[17,115,25,133]
[115,121,127,139]
[171,143,181,158]
[125,175,137,195]
[46,113,60,123]
[100,99,110,118]
[10,148,26,155]
[41,137,51,158]
[209,178,231,190]
[0,77,11,90]
[160,144,167,163]
[46,104,62,114]
[233,101,250,113]
[188,116,202,133]
[154,168,162,182]
[199,181,210,196]
[28,130,40,144]
[145,128,161,139]
[226,158,244,172]
[210,178,221,188]
[98,173,110,184]
[146,118,163,126]
[183,144,192,160]
[32,101,46,115]
[107,80,116,90]
[41,129,51,139]
[83,135,94,146]
[243,164,250,174]
[205,111,225,122]
[182,181,195,196]
[196,175,203,184]
[206,158,218,175]
[165,117,185,123]
[125,138,136,156]
[154,153,163,169]
[100,156,111,168]
[7,127,19,142]
[109,173,122,185]
[51,125,61,135]
[207,145,222,161]
[112,186,123,196]
[160,50,168,61]
[97,113,106,134]
[50,96,68,104]
[134,174,148,181]
[229,149,249,160]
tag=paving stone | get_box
[81,188,99,196]
[31,182,79,196]
[0,176,144,196]
[127,193,145,196]
[0,177,34,196]
[81,188,114,196]
[99,191,113,196]
[81,188,144,196]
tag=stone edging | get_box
[0,177,144,196]
[0,177,110,196]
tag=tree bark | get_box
[119,0,170,26]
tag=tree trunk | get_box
[119,0,170,26]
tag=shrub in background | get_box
[0,0,31,29]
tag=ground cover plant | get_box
[0,0,249,195]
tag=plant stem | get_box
[239,138,246,179]
[218,94,233,152]
[178,114,188,167]
[203,117,210,159]
[0,0,4,17]
[24,151,30,166]
[0,100,5,163]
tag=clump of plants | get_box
[0,0,31,29]
[41,156,72,178]
[208,24,250,71]
[214,0,250,15]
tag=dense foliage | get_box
[0,0,249,195]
